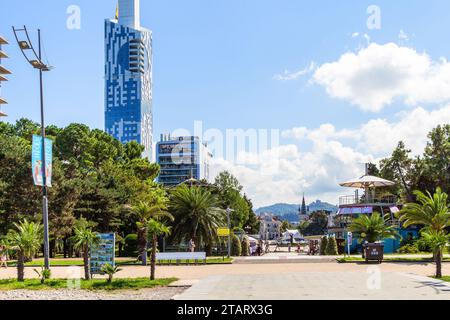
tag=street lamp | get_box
[12,26,52,270]
[226,208,234,258]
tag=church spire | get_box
[300,193,307,216]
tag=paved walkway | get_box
[174,272,450,300]
[1,261,449,280]
[1,262,450,300]
[233,252,338,264]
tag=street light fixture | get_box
[12,25,52,271]
[226,208,234,258]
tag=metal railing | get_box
[339,194,398,206]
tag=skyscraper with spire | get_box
[105,0,153,160]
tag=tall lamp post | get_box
[226,208,233,258]
[12,26,52,270]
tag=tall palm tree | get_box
[6,220,43,282]
[131,200,173,265]
[146,219,171,280]
[400,188,450,278]
[72,223,100,280]
[170,185,226,251]
[348,213,398,244]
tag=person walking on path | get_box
[0,246,8,268]
[188,239,196,253]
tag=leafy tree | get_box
[298,211,328,236]
[6,220,43,282]
[170,185,225,251]
[281,221,291,233]
[379,142,415,202]
[423,125,450,195]
[0,134,41,233]
[214,171,250,229]
[242,195,260,234]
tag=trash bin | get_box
[363,243,384,264]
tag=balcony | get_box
[339,194,398,207]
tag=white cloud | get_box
[284,105,450,155]
[398,29,409,42]
[313,43,450,112]
[274,62,316,81]
[212,104,450,208]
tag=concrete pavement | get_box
[174,272,450,300]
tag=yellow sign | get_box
[217,228,230,237]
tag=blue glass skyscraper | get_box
[105,0,153,160]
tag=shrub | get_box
[33,266,51,284]
[241,237,250,256]
[123,234,138,257]
[101,263,122,283]
[398,244,420,254]
[231,234,242,257]
[325,236,339,256]
[416,238,432,253]
[320,236,328,256]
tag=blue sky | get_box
[2,1,450,207]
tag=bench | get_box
[155,252,207,265]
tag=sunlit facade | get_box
[105,0,153,160]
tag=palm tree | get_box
[400,188,450,278]
[348,213,398,244]
[146,219,171,280]
[421,228,449,278]
[6,220,43,282]
[170,185,226,251]
[101,263,123,283]
[72,223,100,280]
[131,200,173,265]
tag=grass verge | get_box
[438,276,450,282]
[0,277,177,291]
[7,257,233,267]
[337,257,450,263]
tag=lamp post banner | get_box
[32,135,52,187]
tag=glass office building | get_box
[156,135,212,186]
[105,0,153,160]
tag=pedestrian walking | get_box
[188,239,196,253]
[0,246,8,268]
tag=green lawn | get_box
[0,277,177,291]
[7,257,233,267]
[438,276,450,282]
[337,256,450,263]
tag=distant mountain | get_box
[255,200,338,223]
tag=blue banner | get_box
[31,135,53,187]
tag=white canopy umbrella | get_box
[339,175,395,189]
